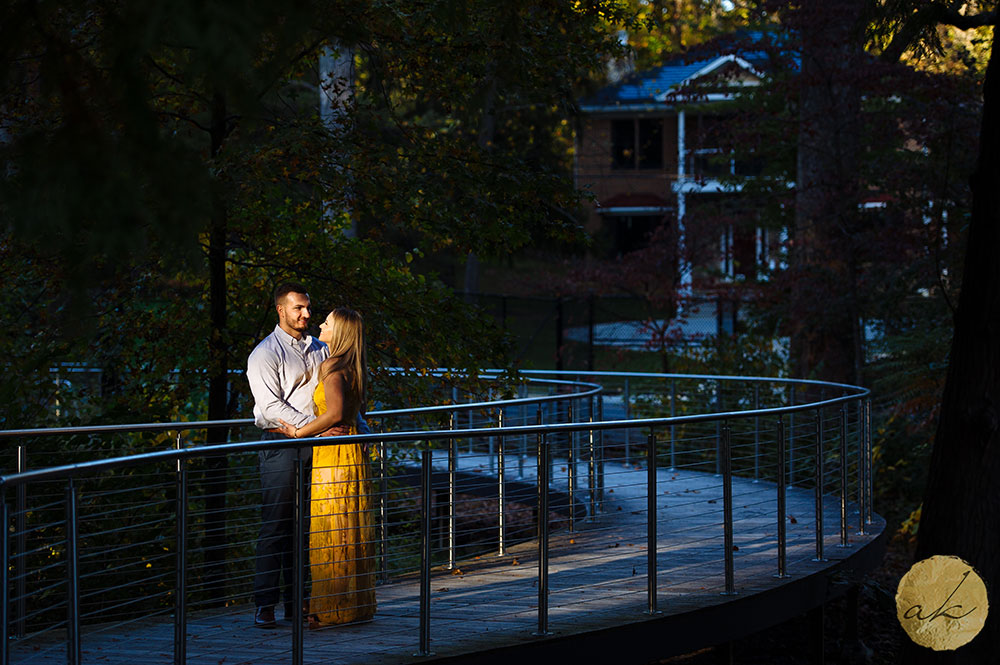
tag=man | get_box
[246,282,328,628]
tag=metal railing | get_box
[0,371,874,665]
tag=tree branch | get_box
[157,110,210,133]
[881,2,997,64]
[934,6,997,30]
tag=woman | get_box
[278,307,376,626]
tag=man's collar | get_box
[273,324,312,347]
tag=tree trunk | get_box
[320,42,355,237]
[464,52,500,301]
[912,28,1000,664]
[788,0,864,385]
[203,90,231,606]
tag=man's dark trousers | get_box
[254,432,311,610]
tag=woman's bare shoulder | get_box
[320,360,347,381]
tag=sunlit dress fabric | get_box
[308,380,376,624]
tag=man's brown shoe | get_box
[254,606,277,629]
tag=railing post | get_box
[497,408,507,556]
[597,394,605,511]
[647,433,658,614]
[776,417,788,578]
[839,405,849,548]
[669,379,677,470]
[856,403,866,535]
[567,402,575,532]
[488,388,496,475]
[379,429,389,584]
[519,391,527,479]
[753,384,760,482]
[864,399,873,526]
[534,433,550,636]
[715,380,722,475]
[788,386,797,487]
[292,456,305,665]
[15,445,25,639]
[721,424,736,595]
[416,449,435,656]
[66,479,81,665]
[2,492,9,665]
[587,397,596,522]
[547,397,555,488]
[624,379,631,465]
[447,415,456,570]
[174,433,188,665]
[536,403,543,486]
[813,409,826,562]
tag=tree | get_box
[868,2,1000,661]
[783,1,865,385]
[0,0,637,409]
[0,0,630,606]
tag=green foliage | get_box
[619,0,774,70]
[865,0,994,76]
[666,332,788,379]
[866,293,953,531]
[0,0,636,429]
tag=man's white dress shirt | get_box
[247,325,329,430]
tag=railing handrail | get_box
[397,367,871,394]
[370,378,601,417]
[0,372,866,441]
[0,391,864,490]
[516,368,869,393]
[0,376,600,440]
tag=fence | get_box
[0,370,876,665]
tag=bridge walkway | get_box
[10,453,885,665]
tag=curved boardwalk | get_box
[10,456,885,665]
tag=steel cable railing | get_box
[0,372,875,665]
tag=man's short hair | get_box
[274,282,309,307]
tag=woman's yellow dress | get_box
[308,381,376,624]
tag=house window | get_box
[693,148,731,179]
[611,118,663,170]
[689,115,729,178]
[611,120,635,169]
[604,214,667,256]
[638,119,663,169]
[720,224,759,280]
[686,114,763,179]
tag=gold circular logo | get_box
[895,555,989,651]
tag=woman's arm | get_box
[277,370,348,438]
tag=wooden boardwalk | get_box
[10,458,885,665]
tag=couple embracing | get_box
[246,283,376,629]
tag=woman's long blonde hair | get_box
[320,308,367,418]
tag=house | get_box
[574,34,786,291]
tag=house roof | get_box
[587,57,719,107]
[580,30,791,112]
